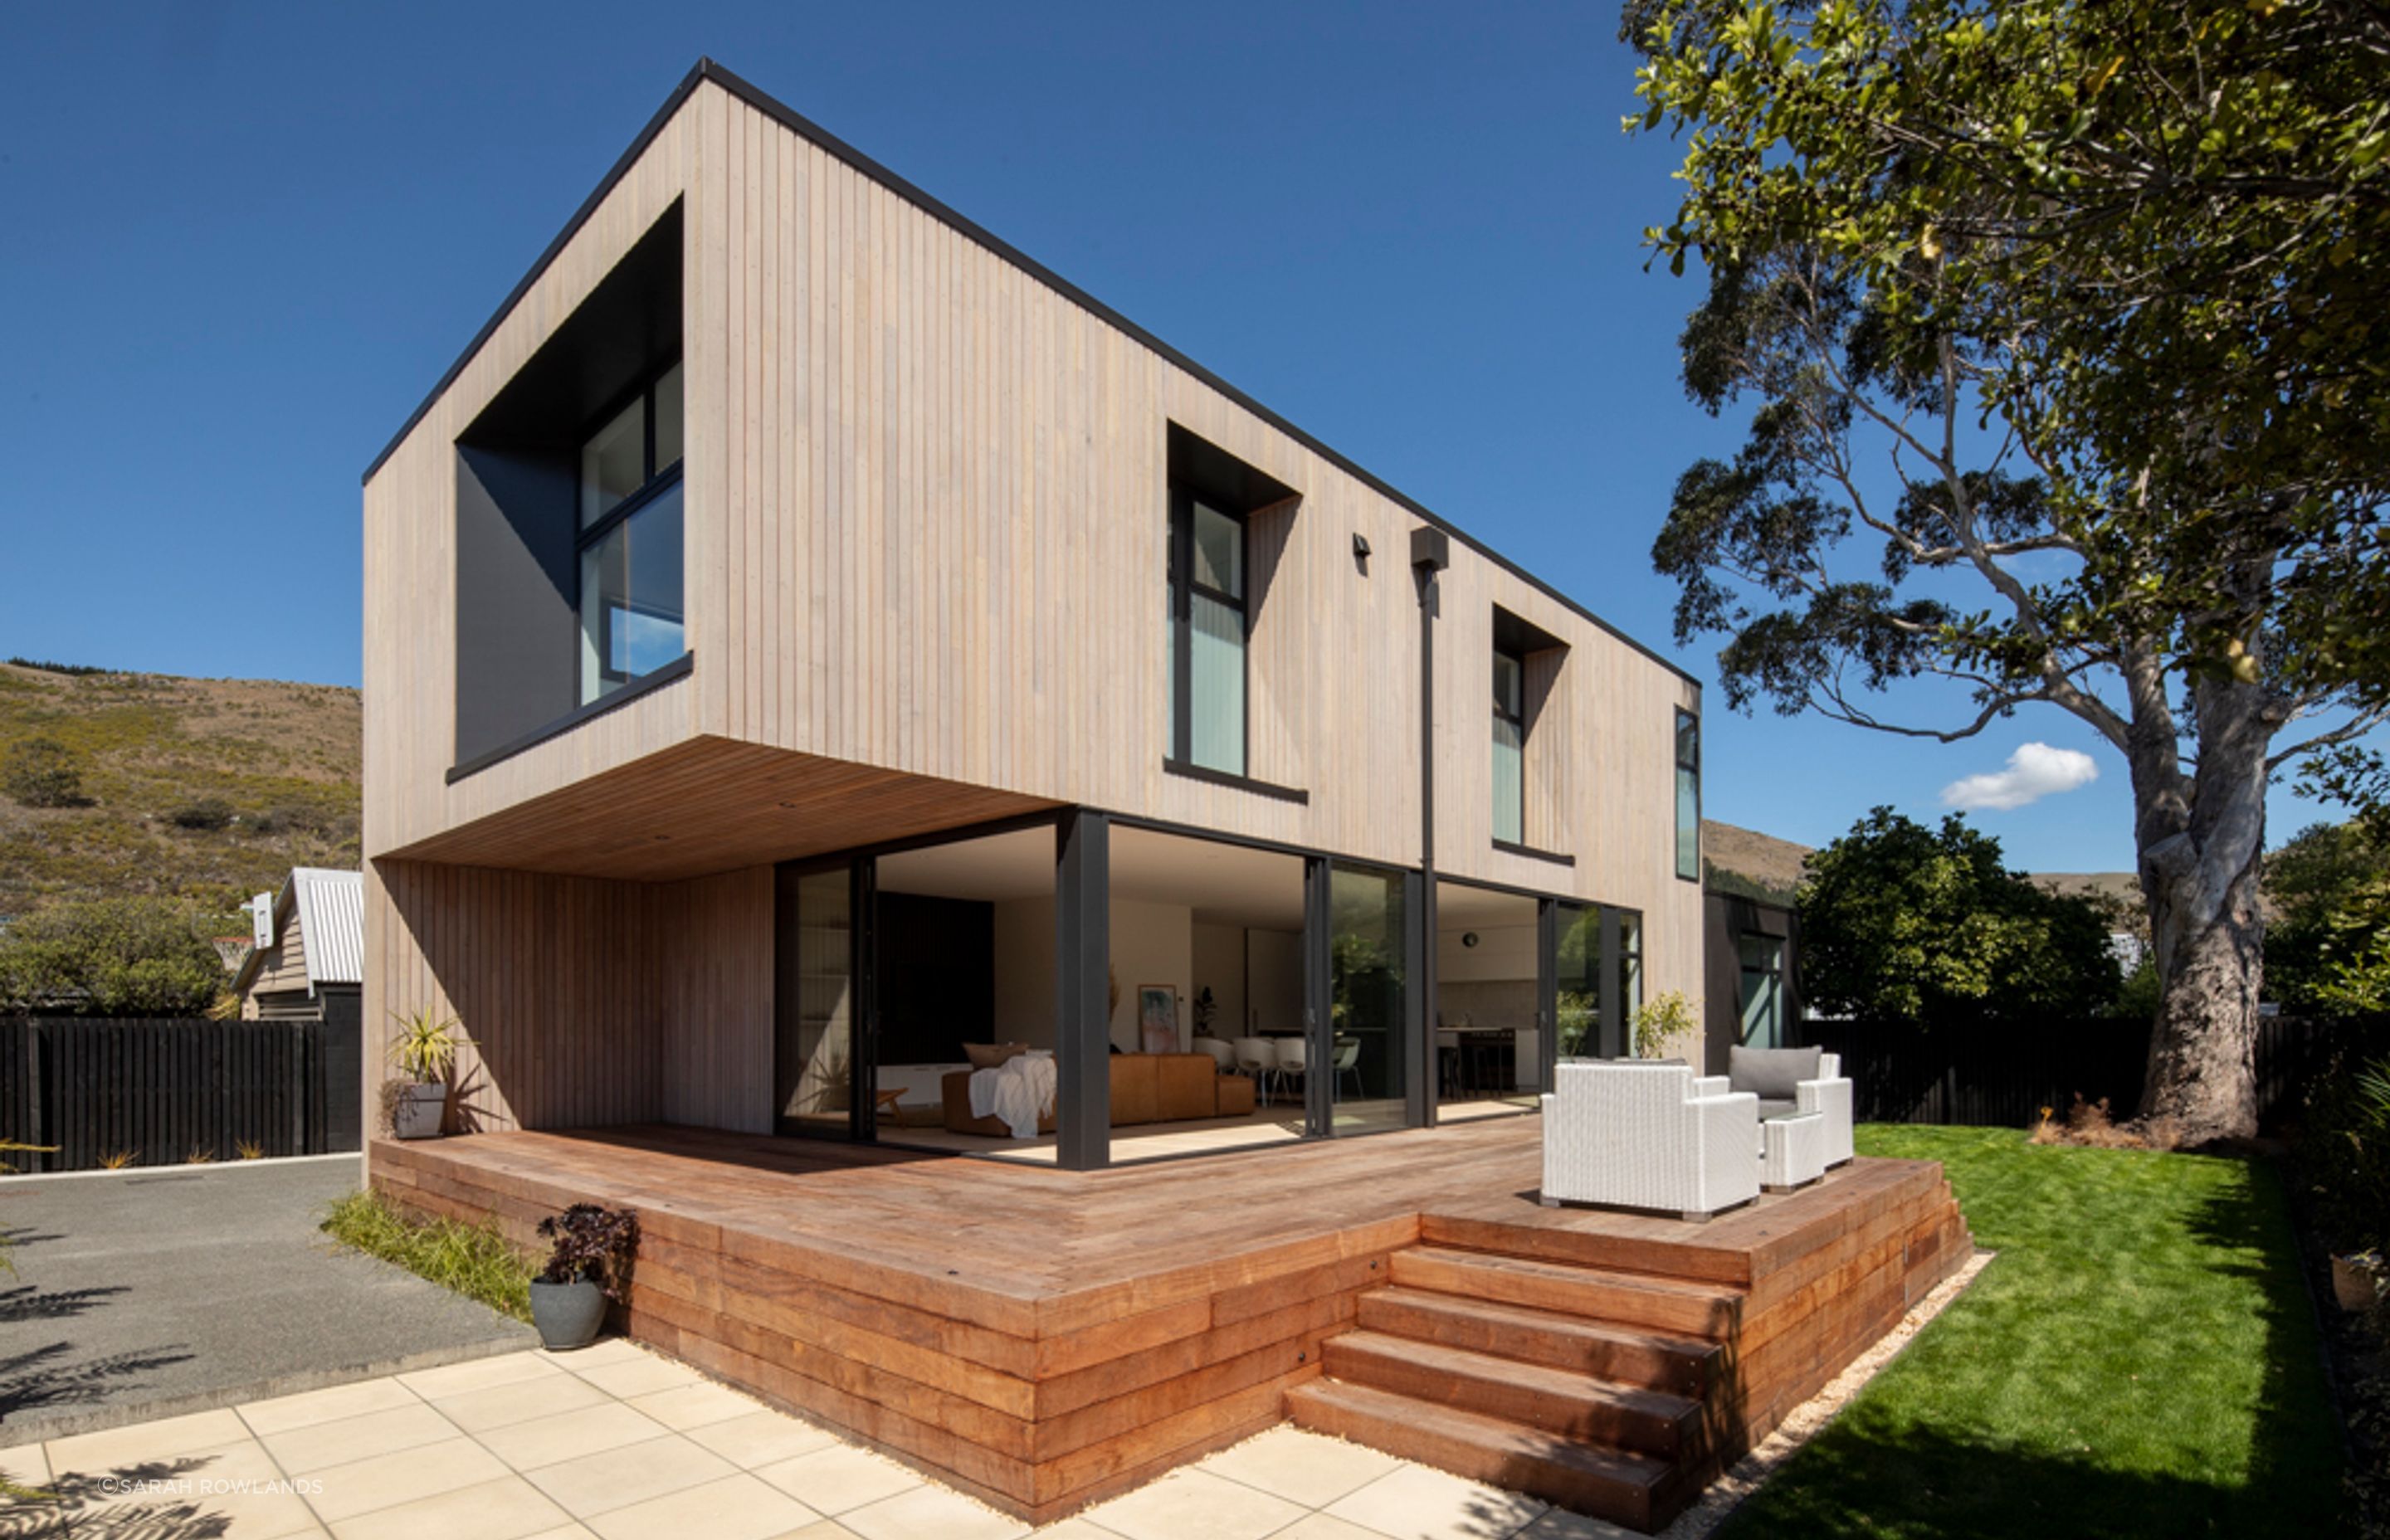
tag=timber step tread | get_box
[1392,1247,1746,1339]
[1357,1286,1719,1396]
[1324,1331,1701,1458]
[1288,1378,1688,1534]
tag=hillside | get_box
[1702,820,1812,899]
[0,660,361,920]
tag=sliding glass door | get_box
[1552,902,1601,1065]
[1324,862,1411,1135]
[774,860,874,1139]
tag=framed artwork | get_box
[1138,985,1178,1055]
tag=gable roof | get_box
[365,59,1700,690]
[232,867,363,997]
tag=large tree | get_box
[1627,0,2389,1141]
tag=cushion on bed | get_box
[963,1041,1030,1070]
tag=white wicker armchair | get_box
[1539,1061,1760,1221]
[1800,1053,1856,1168]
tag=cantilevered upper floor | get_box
[363,61,1701,914]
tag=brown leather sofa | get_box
[939,1052,1256,1137]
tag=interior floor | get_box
[881,1096,1534,1166]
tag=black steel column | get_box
[1410,527,1448,1127]
[1536,897,1558,1094]
[1055,809,1111,1171]
[1599,905,1625,1060]
[1403,868,1428,1128]
[1303,855,1332,1138]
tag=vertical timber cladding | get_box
[363,860,775,1136]
[680,71,1705,1005]
[361,68,1705,1116]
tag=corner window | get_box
[1168,490,1247,775]
[578,363,685,705]
[1492,647,1524,845]
[1738,933,1784,1047]
[1674,709,1700,881]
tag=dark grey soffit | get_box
[363,57,1701,690]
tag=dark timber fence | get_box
[1788,1014,2378,1129]
[1,1015,361,1174]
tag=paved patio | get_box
[0,1155,534,1445]
[0,1338,1627,1540]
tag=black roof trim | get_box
[364,58,1700,689]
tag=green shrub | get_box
[0,896,224,1015]
[3,737,87,808]
[320,1189,533,1321]
[168,797,235,831]
[2295,1039,2390,1256]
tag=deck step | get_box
[1357,1287,1719,1396]
[1288,1378,1690,1534]
[1323,1331,1701,1459]
[1390,1247,1744,1339]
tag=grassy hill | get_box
[0,660,361,922]
[1703,816,2140,917]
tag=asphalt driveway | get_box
[0,1154,534,1447]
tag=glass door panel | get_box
[777,865,858,1138]
[1553,902,1600,1065]
[1329,864,1408,1135]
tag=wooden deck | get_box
[371,1118,1971,1528]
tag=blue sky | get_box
[0,2,2368,871]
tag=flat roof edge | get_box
[362,58,1700,690]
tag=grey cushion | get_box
[1728,1045,1822,1101]
[1755,1097,1798,1122]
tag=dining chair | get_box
[1333,1038,1362,1098]
[1232,1037,1278,1107]
[1273,1037,1309,1104]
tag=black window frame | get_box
[1166,483,1251,779]
[1674,707,1700,883]
[1491,642,1526,846]
[576,359,686,704]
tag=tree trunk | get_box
[2133,672,2273,1144]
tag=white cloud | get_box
[1940,743,2100,812]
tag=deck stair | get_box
[1289,1245,1745,1533]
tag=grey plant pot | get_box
[393,1083,446,1140]
[529,1277,607,1351]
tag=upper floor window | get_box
[1491,646,1524,845]
[578,362,685,705]
[1168,490,1247,774]
[1674,709,1700,881]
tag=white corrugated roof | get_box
[290,867,363,990]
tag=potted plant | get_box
[2333,1248,2384,1313]
[387,1007,469,1140]
[530,1203,640,1351]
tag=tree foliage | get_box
[3,736,88,809]
[1624,0,2390,1137]
[1798,807,2119,1023]
[0,897,226,1016]
[2264,818,2390,1012]
[1630,0,2390,695]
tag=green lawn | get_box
[1720,1125,2348,1538]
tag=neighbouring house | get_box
[227,865,365,1150]
[234,866,363,1026]
[358,61,1968,1530]
[1704,888,1800,1071]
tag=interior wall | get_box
[1108,899,1193,1052]
[991,897,1056,1048]
[1246,929,1302,1036]
[1190,922,1245,1043]
[1437,924,1537,983]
